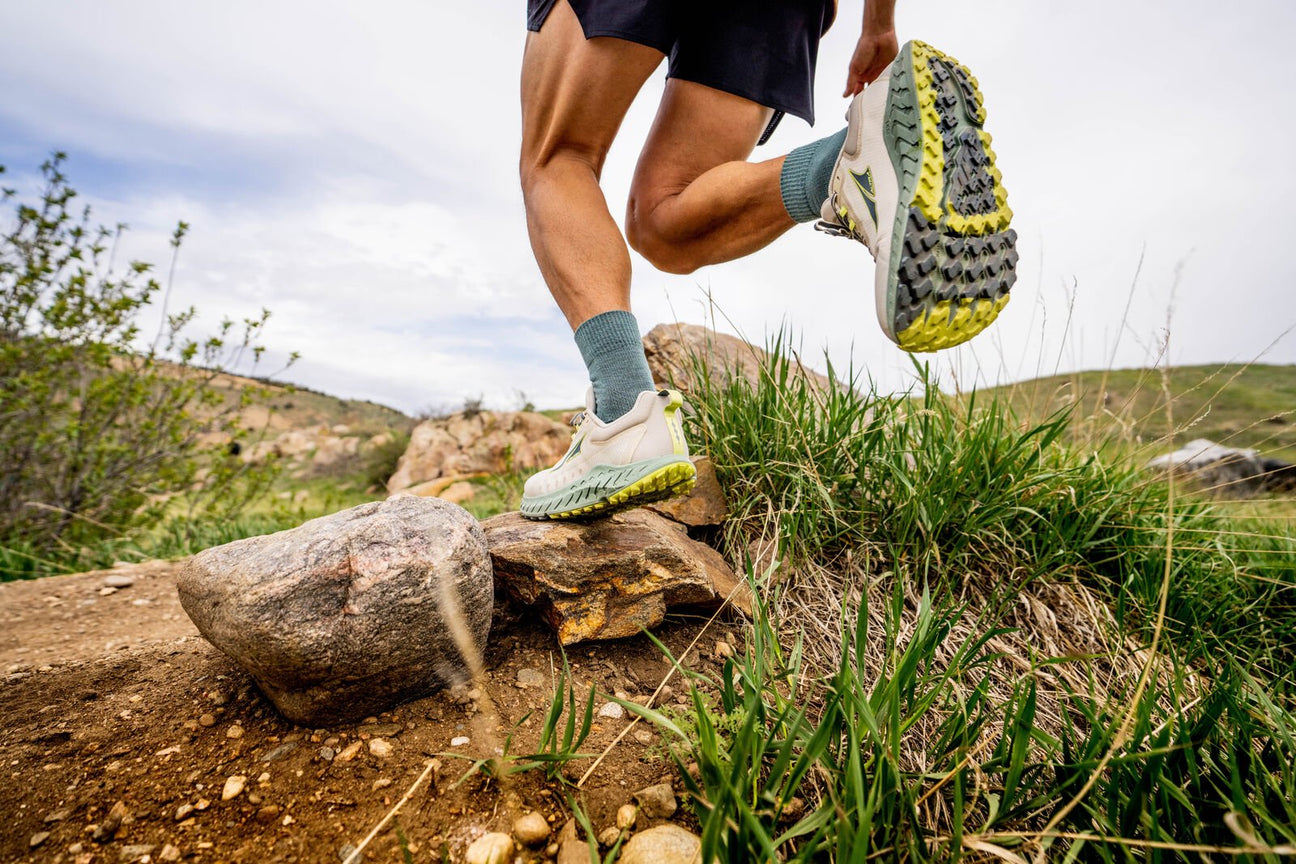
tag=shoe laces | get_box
[813,191,869,246]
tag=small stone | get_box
[335,741,363,762]
[282,814,295,826]
[194,798,211,811]
[545,842,560,858]
[222,775,247,801]
[633,729,653,745]
[44,808,70,823]
[555,819,584,864]
[69,842,84,854]
[515,668,546,689]
[257,805,281,823]
[634,783,677,819]
[464,832,514,864]
[368,738,394,758]
[210,691,229,706]
[597,702,624,720]
[92,800,128,842]
[226,724,244,739]
[104,574,135,589]
[99,586,118,596]
[174,803,194,821]
[513,811,550,847]
[372,778,392,791]
[160,845,181,862]
[198,713,216,727]
[597,826,621,847]
[714,640,734,660]
[29,832,50,848]
[618,825,701,864]
[258,772,271,783]
[450,736,470,747]
[780,797,806,821]
[616,804,637,830]
[318,747,336,761]
[261,741,298,762]
[119,844,156,862]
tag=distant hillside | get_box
[195,368,414,437]
[980,364,1296,462]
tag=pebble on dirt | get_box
[616,803,637,830]
[174,803,194,821]
[91,800,129,842]
[633,783,678,819]
[368,738,394,758]
[465,831,514,864]
[597,701,624,720]
[512,811,551,847]
[29,832,49,848]
[222,775,247,801]
[618,825,702,864]
[104,573,135,589]
[515,667,546,689]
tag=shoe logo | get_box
[850,168,878,228]
[555,434,584,469]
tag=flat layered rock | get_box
[178,497,492,725]
[484,510,750,645]
[646,456,728,527]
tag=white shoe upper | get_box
[821,68,903,341]
[522,388,689,499]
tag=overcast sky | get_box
[2,1,1293,413]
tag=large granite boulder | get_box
[484,509,750,645]
[1146,438,1296,497]
[177,497,492,725]
[642,322,833,396]
[388,410,570,494]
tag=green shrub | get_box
[0,154,291,578]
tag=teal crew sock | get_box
[779,128,848,223]
[574,310,655,423]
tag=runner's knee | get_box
[625,206,701,275]
[519,138,608,198]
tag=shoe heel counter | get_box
[631,390,689,462]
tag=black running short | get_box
[526,0,835,141]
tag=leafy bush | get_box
[0,154,291,578]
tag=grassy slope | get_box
[980,363,1296,463]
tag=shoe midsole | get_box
[519,454,693,515]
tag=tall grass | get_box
[628,331,1296,860]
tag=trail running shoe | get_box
[520,388,696,520]
[817,40,1018,352]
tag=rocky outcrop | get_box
[642,321,833,395]
[483,510,751,645]
[177,497,493,725]
[387,411,570,494]
[240,424,365,467]
[1146,438,1296,497]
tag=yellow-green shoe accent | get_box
[538,460,696,521]
[887,40,1018,352]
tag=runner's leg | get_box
[519,0,664,331]
[625,80,843,275]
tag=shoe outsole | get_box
[521,460,696,521]
[884,41,1018,352]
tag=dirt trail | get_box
[1,562,728,863]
